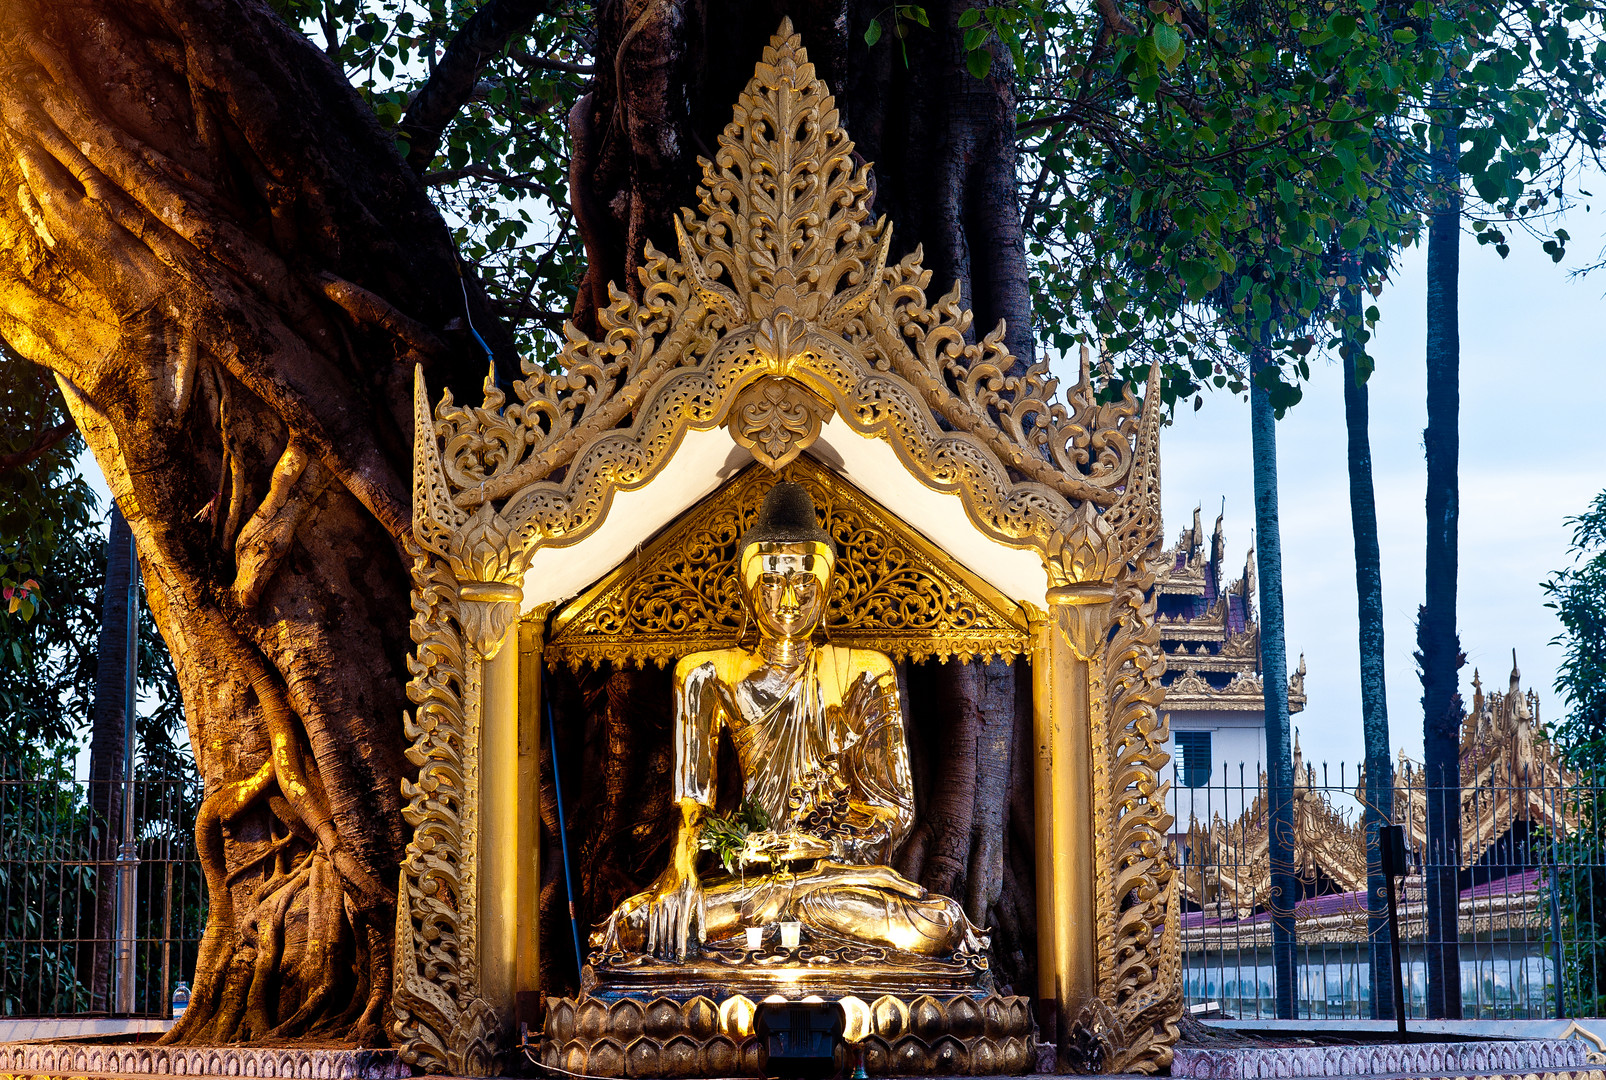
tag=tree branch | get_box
[398,0,556,173]
[424,164,550,196]
[0,418,74,474]
[509,49,596,76]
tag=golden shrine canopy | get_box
[545,456,1030,669]
[396,21,1179,1079]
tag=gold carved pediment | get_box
[546,455,1028,669]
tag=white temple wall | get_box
[1162,707,1268,829]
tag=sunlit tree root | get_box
[164,658,393,1046]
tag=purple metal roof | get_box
[1179,868,1545,929]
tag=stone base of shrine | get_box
[538,991,1036,1077]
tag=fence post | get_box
[114,521,140,1015]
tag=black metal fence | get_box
[0,753,204,1018]
[1170,753,1606,1020]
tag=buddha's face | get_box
[741,542,833,642]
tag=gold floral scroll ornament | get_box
[398,19,1178,1076]
[726,376,832,470]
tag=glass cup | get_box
[744,926,765,950]
[779,920,802,948]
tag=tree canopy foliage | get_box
[1544,489,1606,767]
[249,0,1606,415]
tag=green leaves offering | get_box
[698,798,772,874]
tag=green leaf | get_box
[967,49,992,79]
[1154,22,1184,69]
[864,18,882,46]
[1431,18,1458,44]
[957,8,981,28]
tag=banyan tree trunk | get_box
[0,0,502,1043]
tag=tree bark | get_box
[1420,77,1464,1021]
[1341,283,1396,1020]
[0,0,501,1043]
[85,507,137,1014]
[1250,339,1298,1020]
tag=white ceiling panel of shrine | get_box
[518,417,1051,613]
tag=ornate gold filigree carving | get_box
[546,457,1028,668]
[401,20,1176,1074]
[392,545,507,1074]
[1089,566,1179,1074]
[414,26,1159,564]
[725,376,831,470]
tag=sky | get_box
[1159,199,1606,771]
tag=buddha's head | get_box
[738,482,835,644]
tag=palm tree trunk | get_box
[1420,78,1464,1020]
[1251,338,1298,1019]
[85,506,136,1013]
[1341,282,1396,1019]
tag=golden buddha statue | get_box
[593,482,987,966]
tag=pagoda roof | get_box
[1387,653,1576,871]
[1152,508,1305,713]
[1178,654,1576,918]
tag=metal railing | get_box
[1169,754,1606,1020]
[0,755,204,1018]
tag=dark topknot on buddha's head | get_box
[739,482,834,559]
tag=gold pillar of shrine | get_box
[477,620,520,1029]
[392,19,1181,1079]
[514,615,550,995]
[1031,585,1117,1056]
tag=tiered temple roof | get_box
[1389,652,1575,873]
[1152,508,1306,714]
[1179,734,1366,915]
[1176,654,1575,916]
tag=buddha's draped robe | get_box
[595,644,986,958]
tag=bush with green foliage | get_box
[1543,490,1606,1015]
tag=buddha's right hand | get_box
[643,870,705,962]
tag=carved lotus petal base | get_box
[541,992,1035,1077]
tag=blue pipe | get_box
[546,698,584,974]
